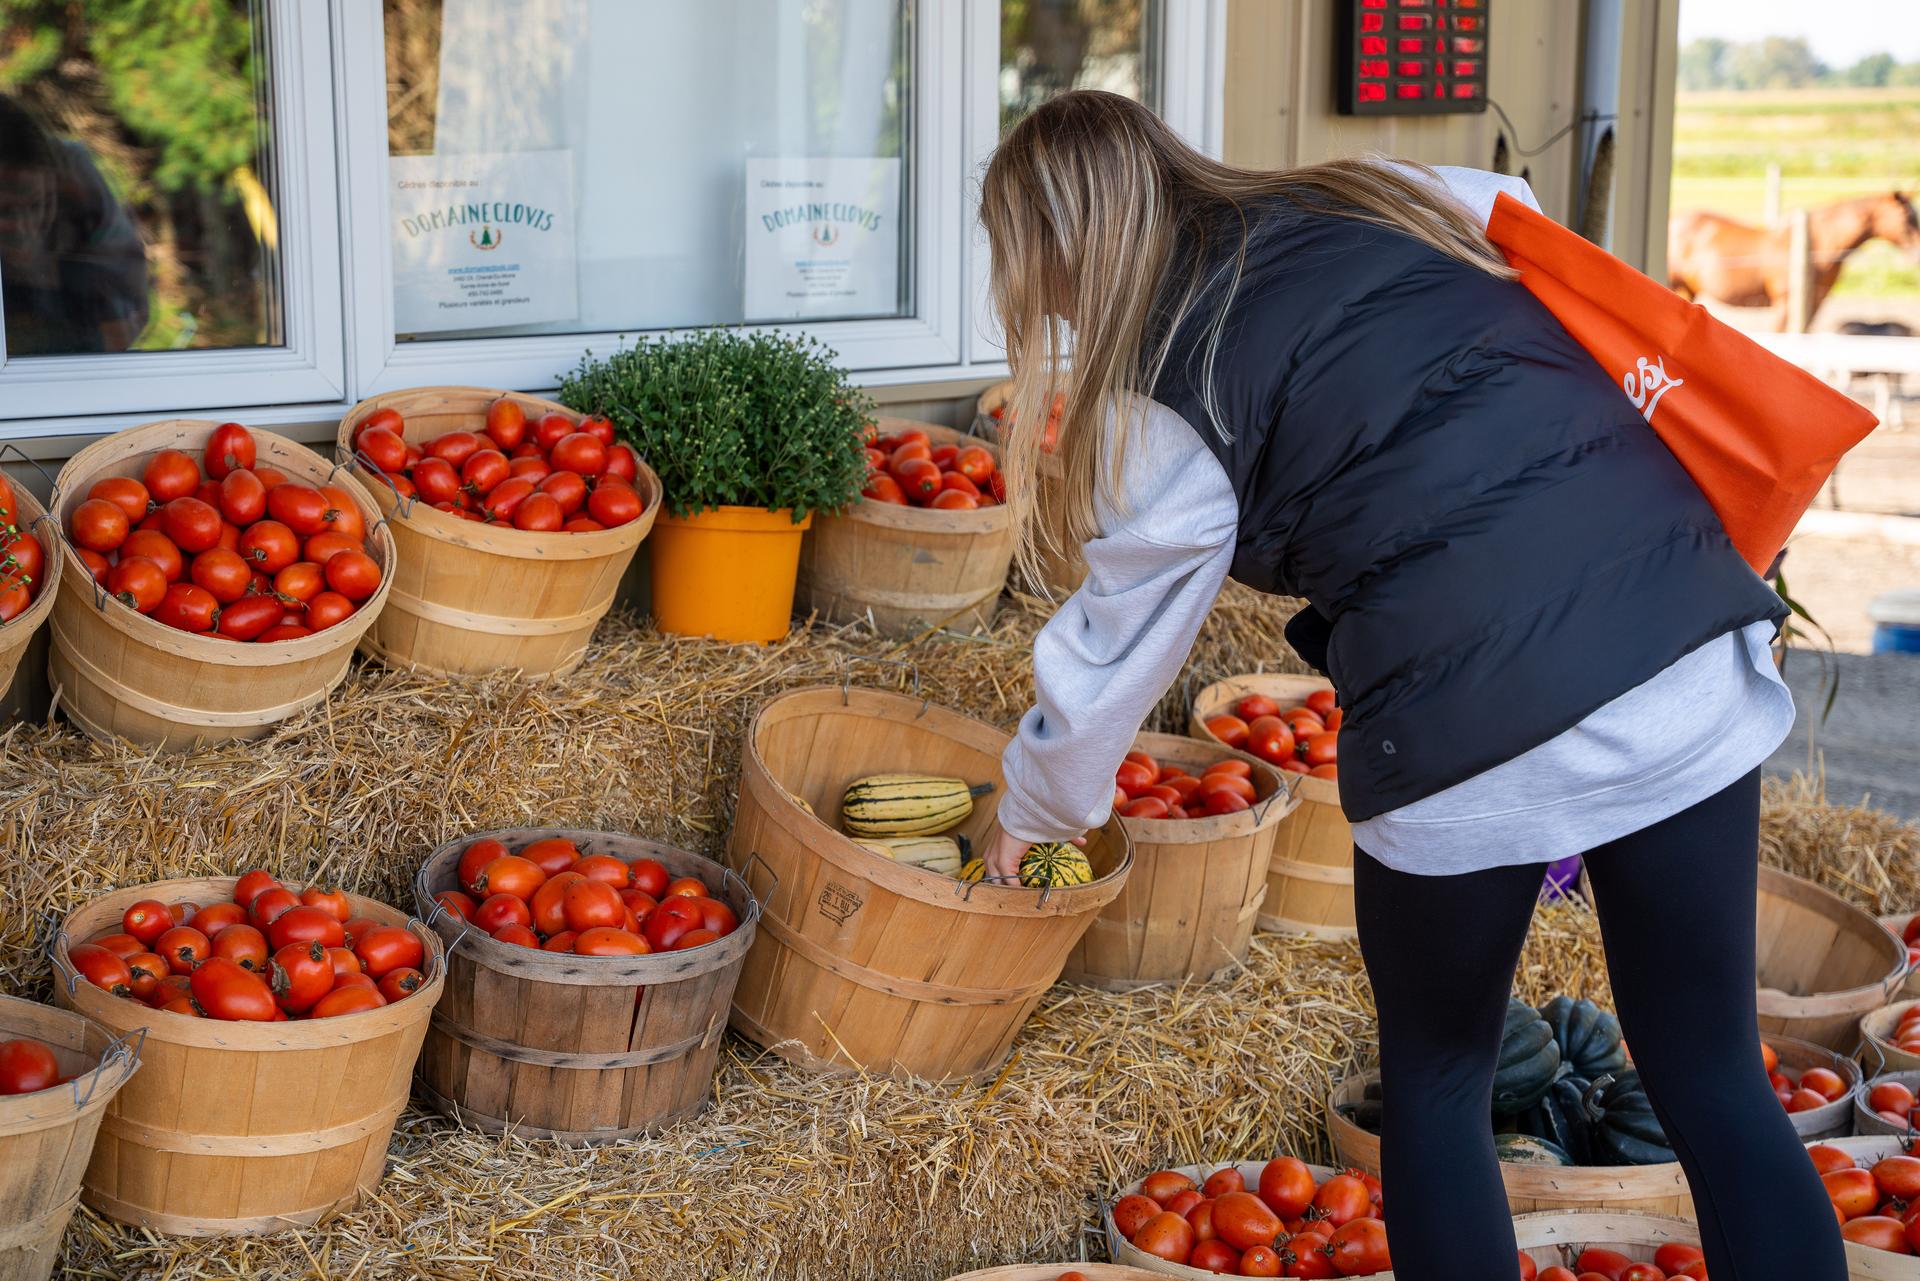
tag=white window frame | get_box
[334,0,967,399]
[0,0,1223,440]
[0,0,346,432]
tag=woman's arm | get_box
[989,400,1237,876]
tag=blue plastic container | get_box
[1870,590,1920,655]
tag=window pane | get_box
[383,0,913,341]
[1001,0,1160,133]
[0,1,282,357]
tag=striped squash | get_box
[840,774,993,837]
[1018,842,1094,888]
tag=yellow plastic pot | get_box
[649,506,813,643]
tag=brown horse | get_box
[1667,191,1920,329]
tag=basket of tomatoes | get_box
[46,419,393,749]
[1188,674,1353,940]
[0,465,60,701]
[972,382,1083,598]
[944,1269,1170,1280]
[0,993,140,1281]
[795,418,1015,639]
[1807,1136,1920,1272]
[411,828,760,1144]
[50,872,442,1235]
[337,387,662,678]
[1061,734,1295,991]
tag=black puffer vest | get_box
[1151,202,1785,821]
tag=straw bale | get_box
[0,597,1851,1279]
[1760,771,1920,916]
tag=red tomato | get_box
[533,413,575,451]
[1825,1167,1880,1220]
[273,561,325,604]
[1204,714,1249,748]
[425,431,485,468]
[1652,1245,1704,1275]
[268,940,334,1013]
[1131,1212,1195,1265]
[1301,732,1340,768]
[665,877,708,899]
[152,583,219,633]
[1256,1157,1316,1219]
[1843,1216,1913,1252]
[954,446,995,485]
[688,896,738,936]
[461,448,510,496]
[1311,1174,1371,1228]
[204,423,255,479]
[87,476,152,524]
[77,548,111,587]
[521,837,581,877]
[1326,1218,1391,1275]
[264,483,329,536]
[1244,715,1296,765]
[70,498,131,553]
[122,899,174,946]
[864,472,907,504]
[1571,1250,1633,1281]
[376,967,425,1003]
[481,476,535,521]
[512,493,566,531]
[324,550,382,602]
[412,457,463,506]
[305,591,356,632]
[1871,1082,1917,1116]
[509,455,553,484]
[1113,1193,1160,1239]
[1141,1170,1196,1206]
[107,557,167,613]
[485,398,527,450]
[604,443,640,482]
[267,905,347,952]
[310,986,387,1017]
[644,896,705,950]
[217,595,283,641]
[1209,1191,1280,1251]
[353,925,424,978]
[1801,1066,1846,1101]
[587,481,643,527]
[892,458,942,502]
[1235,694,1280,720]
[143,449,201,503]
[190,957,278,1021]
[563,879,625,933]
[188,548,252,605]
[1619,1266,1665,1281]
[538,470,588,515]
[550,433,608,476]
[1238,1245,1282,1278]
[530,872,585,936]
[630,858,670,899]
[1187,1240,1240,1274]
[238,520,300,573]
[357,428,408,473]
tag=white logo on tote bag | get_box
[1622,355,1684,423]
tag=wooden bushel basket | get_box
[0,995,140,1281]
[336,387,661,678]
[1801,1136,1920,1280]
[413,828,759,1144]
[971,381,1085,599]
[52,878,443,1236]
[0,478,61,701]
[1879,914,1920,1000]
[1061,733,1295,990]
[1853,1065,1920,1136]
[1861,998,1920,1076]
[1326,1071,1694,1220]
[48,422,394,749]
[1188,673,1354,940]
[1107,1161,1697,1279]
[1756,865,1910,1052]
[726,684,1132,1082]
[797,419,1014,638]
[945,1268,1169,1281]
[1769,1032,1860,1141]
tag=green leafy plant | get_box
[559,329,872,521]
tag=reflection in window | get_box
[382,0,913,341]
[0,1,280,357]
[1001,0,1160,133]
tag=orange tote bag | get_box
[1484,192,1877,574]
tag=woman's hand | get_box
[982,828,1087,883]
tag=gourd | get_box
[1517,1072,1595,1166]
[1583,1070,1675,1166]
[1539,995,1629,1079]
[1018,842,1095,888]
[1492,998,1562,1113]
[853,834,967,877]
[1495,1133,1573,1167]
[840,775,993,837]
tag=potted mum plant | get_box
[560,329,870,642]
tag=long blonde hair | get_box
[981,90,1514,585]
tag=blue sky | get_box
[1679,0,1920,65]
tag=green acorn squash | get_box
[1492,998,1562,1113]
[1539,995,1629,1079]
[1583,1070,1675,1165]
[1517,1071,1596,1166]
[1495,1133,1573,1166]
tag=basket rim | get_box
[739,684,1134,916]
[1188,673,1341,806]
[336,387,662,562]
[0,992,141,1134]
[0,477,63,650]
[1121,730,1299,838]
[49,420,396,666]
[53,875,444,1048]
[832,419,1009,534]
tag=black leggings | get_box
[1354,769,1846,1281]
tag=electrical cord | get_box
[1485,95,1616,156]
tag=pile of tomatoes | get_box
[352,400,646,531]
[1866,1077,1920,1131]
[860,425,1003,511]
[1896,915,1920,972]
[1525,1245,1706,1281]
[985,390,1063,451]
[1114,748,1264,822]
[1762,1040,1848,1115]
[68,872,427,1021]
[0,473,45,625]
[1111,1159,1388,1277]
[1203,689,1340,781]
[433,836,738,956]
[1808,1142,1920,1253]
[1878,1002,1920,1062]
[0,1036,65,1095]
[66,425,382,641]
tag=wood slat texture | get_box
[1326,1071,1695,1221]
[1062,733,1295,990]
[796,419,1014,638]
[413,829,756,1144]
[52,878,442,1236]
[0,996,138,1281]
[46,424,395,750]
[1754,865,1907,1051]
[1189,673,1355,939]
[335,388,660,678]
[0,484,60,704]
[726,686,1132,1082]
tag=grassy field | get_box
[1670,88,1920,299]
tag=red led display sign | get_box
[1338,0,1489,116]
